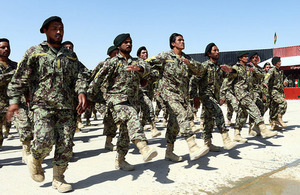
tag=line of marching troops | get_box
[0,16,288,193]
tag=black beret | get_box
[271,56,281,65]
[113,33,130,47]
[137,46,147,57]
[249,52,258,59]
[62,41,73,46]
[40,16,62,33]
[237,51,249,59]
[204,43,216,56]
[107,45,117,55]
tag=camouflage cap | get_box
[40,16,62,33]
[113,33,130,47]
[271,56,281,65]
[204,42,216,56]
[237,51,249,59]
[107,45,117,55]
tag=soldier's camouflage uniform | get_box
[189,75,201,120]
[221,77,239,123]
[88,53,150,155]
[90,58,117,138]
[7,41,88,166]
[146,50,203,143]
[248,63,265,127]
[229,62,264,130]
[197,59,228,139]
[139,57,160,126]
[154,82,168,121]
[263,66,288,121]
[0,60,17,147]
[13,96,33,142]
[262,70,271,116]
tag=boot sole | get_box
[52,185,73,193]
[143,149,158,162]
[151,131,161,138]
[262,132,278,138]
[190,147,209,161]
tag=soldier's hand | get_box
[263,83,268,89]
[219,98,226,106]
[180,58,190,65]
[77,93,87,114]
[262,95,266,102]
[220,65,232,73]
[127,65,142,72]
[284,81,288,86]
[194,97,200,109]
[6,104,19,122]
[247,67,255,72]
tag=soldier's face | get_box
[275,61,281,68]
[264,65,271,72]
[172,36,185,50]
[139,49,148,60]
[109,49,119,58]
[119,37,132,54]
[251,54,259,65]
[63,44,73,51]
[240,55,249,64]
[44,21,64,45]
[208,46,219,61]
[0,41,10,58]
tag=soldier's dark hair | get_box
[62,41,74,47]
[169,33,183,49]
[137,46,147,57]
[0,38,9,44]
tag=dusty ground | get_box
[1,100,300,195]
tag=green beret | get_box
[107,45,117,55]
[204,43,216,56]
[271,56,281,65]
[237,51,249,59]
[40,16,62,33]
[113,33,130,47]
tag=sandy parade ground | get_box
[1,100,300,195]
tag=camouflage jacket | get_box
[146,50,203,103]
[250,63,265,99]
[229,62,264,101]
[198,59,227,101]
[263,66,288,96]
[0,60,17,112]
[8,41,89,110]
[88,53,150,106]
[189,75,201,100]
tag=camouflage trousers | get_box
[111,102,147,154]
[103,108,118,138]
[269,91,287,120]
[234,96,264,130]
[200,96,227,139]
[189,99,198,121]
[0,114,5,148]
[140,92,155,126]
[31,108,75,166]
[225,92,239,121]
[95,102,107,116]
[165,100,193,144]
[248,93,264,126]
[13,104,33,142]
[84,102,97,120]
[155,93,168,120]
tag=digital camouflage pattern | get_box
[263,66,288,120]
[88,53,150,142]
[197,59,228,139]
[0,60,17,112]
[146,50,203,142]
[0,60,17,147]
[229,62,265,129]
[8,41,88,109]
[7,41,89,166]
